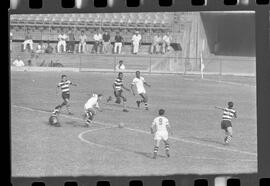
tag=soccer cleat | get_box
[107,96,112,103]
[145,107,149,111]
[123,109,129,112]
[136,100,141,108]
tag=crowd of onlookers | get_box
[10,29,173,55]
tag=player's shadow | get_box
[65,120,86,127]
[190,136,224,146]
[133,150,167,159]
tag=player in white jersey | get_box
[150,109,172,159]
[131,71,151,110]
[83,93,103,127]
[219,102,237,144]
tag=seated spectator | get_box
[92,30,103,54]
[36,42,46,53]
[45,41,53,54]
[115,60,126,71]
[102,31,111,54]
[67,30,75,53]
[23,29,33,51]
[13,56,25,67]
[78,30,87,53]
[57,30,68,53]
[131,31,142,54]
[114,32,124,54]
[162,32,172,54]
[150,32,162,54]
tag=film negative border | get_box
[8,0,270,186]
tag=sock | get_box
[154,146,159,153]
[144,103,148,109]
[165,144,170,152]
[225,135,232,143]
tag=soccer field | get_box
[11,71,257,177]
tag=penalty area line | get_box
[12,104,257,158]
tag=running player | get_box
[83,93,103,127]
[56,75,77,115]
[220,101,237,144]
[151,109,172,159]
[48,106,61,127]
[107,72,130,112]
[130,71,151,110]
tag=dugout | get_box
[200,12,255,57]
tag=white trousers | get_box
[57,40,66,53]
[78,42,86,53]
[133,42,140,53]
[114,42,122,54]
[23,40,33,50]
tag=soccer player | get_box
[131,71,151,110]
[48,106,61,127]
[56,75,77,115]
[220,101,237,144]
[151,109,172,159]
[107,72,130,112]
[83,93,103,127]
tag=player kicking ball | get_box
[48,106,61,127]
[83,93,103,127]
[131,71,151,110]
[106,72,130,112]
[56,74,77,115]
[150,109,172,159]
[215,101,237,145]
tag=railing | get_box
[10,52,256,77]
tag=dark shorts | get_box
[62,92,70,100]
[49,115,60,126]
[114,90,123,97]
[221,120,232,130]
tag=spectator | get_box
[57,30,68,53]
[162,32,172,54]
[45,41,53,54]
[150,32,162,54]
[78,30,87,53]
[67,30,75,53]
[36,42,45,53]
[114,31,124,54]
[10,32,13,51]
[92,30,103,54]
[13,56,25,67]
[115,60,126,72]
[23,29,33,51]
[131,31,142,54]
[102,31,111,54]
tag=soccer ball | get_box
[118,122,125,128]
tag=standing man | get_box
[67,30,75,53]
[78,30,87,53]
[131,31,142,54]
[114,31,124,54]
[57,30,68,53]
[162,32,172,54]
[83,93,103,126]
[219,102,237,144]
[23,29,33,51]
[10,32,13,51]
[131,71,151,110]
[102,30,111,54]
[107,72,130,112]
[151,109,172,159]
[92,30,103,54]
[150,32,162,54]
[56,75,77,115]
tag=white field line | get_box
[12,105,257,158]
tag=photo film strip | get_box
[8,0,270,186]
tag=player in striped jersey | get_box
[56,75,77,115]
[107,72,130,112]
[220,102,237,144]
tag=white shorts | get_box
[154,131,168,141]
[138,89,146,95]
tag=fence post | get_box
[113,55,116,73]
[79,54,81,72]
[219,58,222,76]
